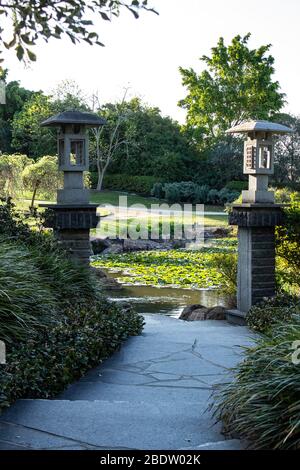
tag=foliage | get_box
[0,1,156,65]
[11,93,56,158]
[246,293,300,333]
[226,180,248,192]
[152,181,239,205]
[92,244,237,289]
[0,296,143,409]
[276,194,300,294]
[0,70,35,152]
[179,34,285,148]
[213,314,300,449]
[90,98,199,182]
[274,113,300,187]
[209,252,237,306]
[0,197,144,409]
[0,153,32,197]
[91,172,162,196]
[22,155,61,207]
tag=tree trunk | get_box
[97,171,105,191]
[30,185,38,209]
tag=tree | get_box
[0,153,32,198]
[0,69,35,152]
[91,89,134,190]
[11,93,56,158]
[179,34,286,148]
[22,155,61,208]
[274,113,300,187]
[90,97,199,184]
[11,81,88,158]
[0,1,157,66]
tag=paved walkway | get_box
[0,315,253,450]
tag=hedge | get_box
[89,172,163,196]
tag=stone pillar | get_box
[41,204,99,265]
[228,204,283,322]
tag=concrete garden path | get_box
[0,315,253,450]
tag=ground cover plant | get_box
[92,240,237,290]
[0,198,143,410]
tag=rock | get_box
[102,244,124,255]
[180,305,226,321]
[90,267,107,278]
[98,277,123,291]
[180,304,205,320]
[123,239,162,252]
[209,227,231,238]
[91,238,111,255]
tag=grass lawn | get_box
[14,190,228,231]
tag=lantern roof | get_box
[226,120,293,135]
[41,110,106,128]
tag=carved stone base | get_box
[230,204,284,313]
[40,204,99,265]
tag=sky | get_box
[2,0,300,123]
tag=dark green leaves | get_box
[0,1,157,66]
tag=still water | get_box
[104,271,227,319]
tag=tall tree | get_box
[179,34,286,148]
[274,113,300,187]
[0,1,157,66]
[0,69,35,152]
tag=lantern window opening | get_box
[70,139,85,166]
[259,145,272,170]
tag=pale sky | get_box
[2,0,300,122]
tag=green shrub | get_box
[226,180,248,192]
[0,298,143,409]
[246,293,300,333]
[213,314,300,449]
[151,182,165,199]
[89,173,162,196]
[0,197,144,409]
[210,253,237,307]
[276,193,300,295]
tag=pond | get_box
[102,269,227,319]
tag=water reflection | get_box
[107,282,227,319]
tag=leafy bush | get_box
[0,198,144,408]
[276,193,300,295]
[0,298,143,409]
[153,181,239,205]
[246,293,300,333]
[209,253,237,307]
[89,172,162,196]
[226,180,248,192]
[151,182,165,199]
[213,314,300,449]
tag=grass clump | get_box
[213,314,300,449]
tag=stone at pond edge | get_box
[180,304,226,321]
[91,238,111,254]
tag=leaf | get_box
[16,45,24,61]
[27,49,37,61]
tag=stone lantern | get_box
[226,120,293,323]
[40,111,106,265]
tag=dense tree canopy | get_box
[0,69,35,152]
[0,0,157,66]
[179,34,286,148]
[274,113,300,187]
[91,98,199,181]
